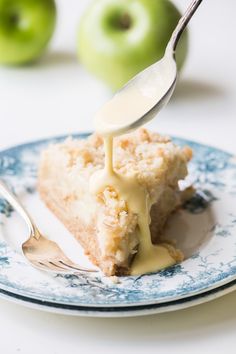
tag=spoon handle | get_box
[0,180,35,236]
[167,0,203,53]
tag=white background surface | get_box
[0,0,236,353]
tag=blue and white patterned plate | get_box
[0,133,236,317]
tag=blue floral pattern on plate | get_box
[0,133,236,311]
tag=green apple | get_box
[78,0,188,90]
[0,0,56,65]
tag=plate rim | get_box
[1,259,236,309]
[0,275,236,317]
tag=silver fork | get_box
[0,180,97,274]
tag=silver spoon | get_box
[94,0,203,136]
[0,180,97,274]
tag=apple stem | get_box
[119,13,131,30]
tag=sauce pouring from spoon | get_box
[91,0,203,275]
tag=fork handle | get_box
[0,180,37,237]
[167,0,203,53]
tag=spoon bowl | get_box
[95,51,177,136]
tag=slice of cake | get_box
[38,128,192,276]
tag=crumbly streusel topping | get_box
[47,128,192,190]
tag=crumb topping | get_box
[46,128,191,191]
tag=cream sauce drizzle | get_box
[90,135,175,275]
[90,58,178,274]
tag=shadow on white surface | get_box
[38,51,78,69]
[164,207,216,259]
[173,79,226,102]
[0,50,79,74]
